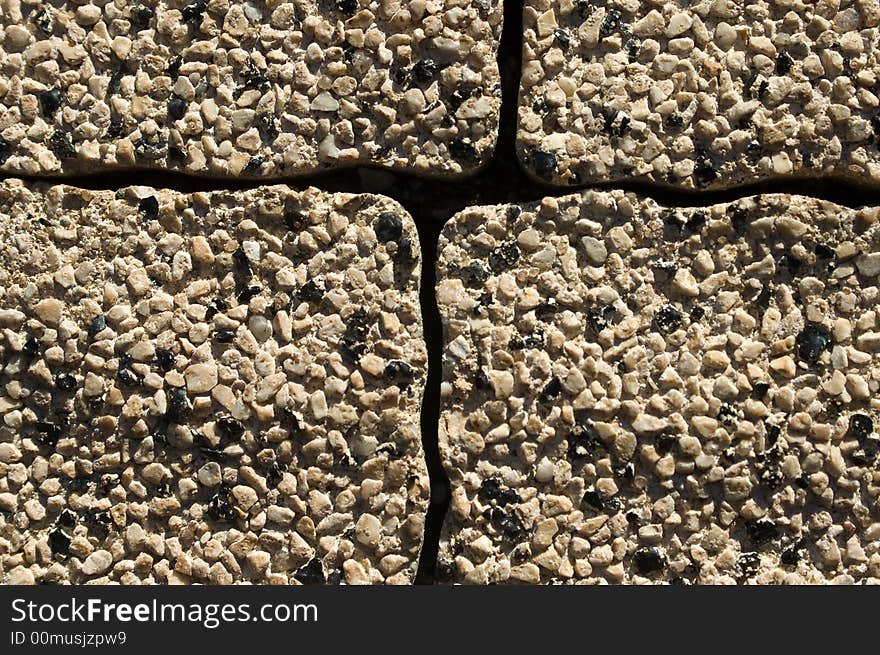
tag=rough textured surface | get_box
[518,1,880,189]
[0,180,428,585]
[437,191,880,584]
[0,0,502,178]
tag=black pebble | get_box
[796,322,832,364]
[391,64,410,86]
[754,284,773,310]
[384,359,414,387]
[693,150,719,187]
[851,440,879,465]
[665,113,684,129]
[117,367,141,387]
[780,540,803,565]
[478,478,519,507]
[131,4,154,28]
[294,558,326,585]
[335,0,357,14]
[167,55,182,79]
[54,374,76,391]
[266,462,284,488]
[847,414,874,441]
[57,509,76,528]
[232,246,251,273]
[778,252,802,274]
[166,387,190,422]
[281,408,301,433]
[87,315,106,338]
[214,329,235,343]
[138,195,159,220]
[237,285,261,303]
[447,84,476,112]
[615,462,635,481]
[654,304,683,333]
[486,507,527,543]
[461,261,490,285]
[167,95,187,120]
[600,8,622,37]
[34,420,62,446]
[33,8,53,33]
[488,241,520,272]
[216,416,245,440]
[23,335,39,357]
[156,349,174,371]
[284,208,306,232]
[375,212,403,243]
[582,488,606,510]
[375,442,399,458]
[566,423,602,459]
[39,88,63,118]
[529,149,557,178]
[746,519,778,546]
[206,485,236,521]
[341,308,370,363]
[738,552,760,576]
[244,155,265,175]
[182,0,207,22]
[553,29,570,52]
[49,131,76,159]
[633,547,666,574]
[106,117,124,138]
[585,305,611,333]
[540,376,562,400]
[411,59,438,83]
[395,236,417,265]
[655,431,677,453]
[814,242,835,259]
[625,38,640,59]
[776,52,794,75]
[297,279,324,304]
[48,529,71,557]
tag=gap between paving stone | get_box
[1,0,880,584]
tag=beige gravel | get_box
[0,1,502,178]
[518,1,880,189]
[437,191,880,584]
[0,179,428,585]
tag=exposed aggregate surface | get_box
[518,0,880,189]
[0,0,502,178]
[0,179,429,584]
[437,191,880,584]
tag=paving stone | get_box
[0,1,502,179]
[437,191,880,584]
[0,179,428,585]
[517,1,880,189]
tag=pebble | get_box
[184,362,218,394]
[355,514,383,548]
[34,298,63,325]
[82,550,113,576]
